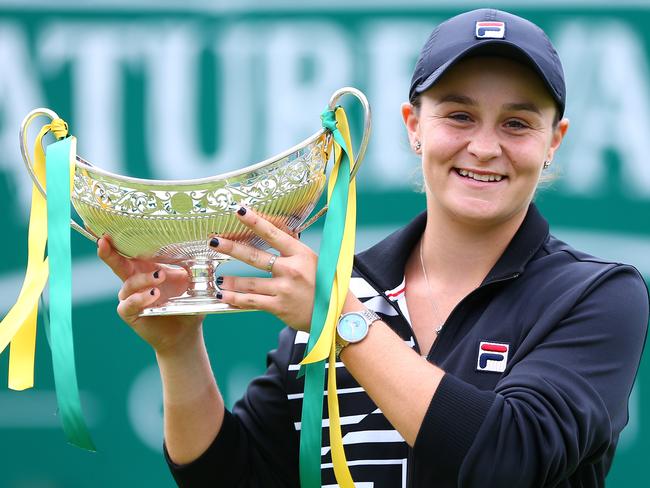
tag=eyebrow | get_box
[437,94,477,106]
[436,94,542,115]
[503,102,542,115]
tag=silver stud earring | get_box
[414,141,421,151]
[543,160,551,169]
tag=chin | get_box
[450,194,534,230]
[445,198,510,226]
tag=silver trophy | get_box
[20,87,371,316]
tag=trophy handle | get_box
[327,86,371,180]
[295,87,371,234]
[19,108,99,242]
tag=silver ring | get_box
[265,254,278,273]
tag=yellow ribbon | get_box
[328,173,356,487]
[0,119,68,390]
[301,109,357,486]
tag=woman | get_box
[98,9,648,488]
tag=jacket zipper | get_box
[358,269,521,488]
[411,272,520,487]
[426,272,521,359]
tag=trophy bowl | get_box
[20,87,371,316]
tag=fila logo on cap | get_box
[475,21,506,39]
[476,341,510,373]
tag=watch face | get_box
[337,313,369,343]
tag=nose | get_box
[466,125,502,162]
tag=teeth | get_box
[457,169,503,182]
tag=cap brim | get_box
[412,41,561,114]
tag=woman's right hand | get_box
[97,236,204,355]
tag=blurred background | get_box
[1,0,649,486]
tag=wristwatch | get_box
[335,309,381,358]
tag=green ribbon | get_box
[40,295,51,347]
[298,107,351,488]
[46,138,96,451]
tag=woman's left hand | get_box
[209,206,318,332]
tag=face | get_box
[403,56,569,229]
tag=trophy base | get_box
[140,296,256,317]
[140,260,259,317]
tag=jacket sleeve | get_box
[411,264,649,487]
[164,326,300,488]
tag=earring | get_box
[414,141,421,151]
[543,160,551,169]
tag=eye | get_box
[448,112,472,122]
[504,119,530,130]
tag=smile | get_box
[454,168,506,182]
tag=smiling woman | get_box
[96,8,649,488]
[404,55,568,230]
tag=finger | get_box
[218,275,277,296]
[118,268,165,301]
[117,287,159,323]
[234,206,303,256]
[277,221,300,241]
[217,289,278,313]
[209,236,280,272]
[97,236,133,282]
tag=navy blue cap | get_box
[409,9,566,117]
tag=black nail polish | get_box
[216,276,224,285]
[216,291,223,300]
[150,289,155,296]
[237,206,247,216]
[153,270,160,279]
[209,237,220,247]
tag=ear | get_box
[401,102,420,151]
[546,117,569,162]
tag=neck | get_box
[420,203,528,288]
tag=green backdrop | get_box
[1,1,649,486]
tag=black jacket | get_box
[166,204,649,487]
